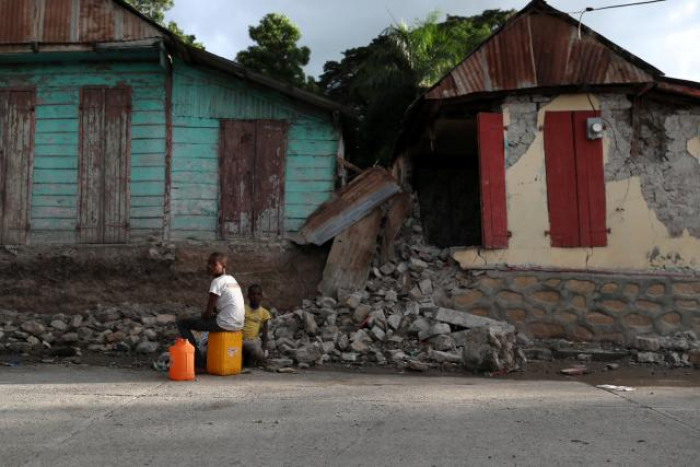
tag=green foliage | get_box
[236,13,311,87]
[319,9,514,167]
[124,0,204,49]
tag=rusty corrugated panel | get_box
[43,0,73,43]
[0,0,32,44]
[317,208,383,298]
[425,2,658,101]
[294,167,401,246]
[80,0,114,43]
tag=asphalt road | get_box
[1,365,698,467]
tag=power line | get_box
[568,0,667,15]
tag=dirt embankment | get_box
[0,242,328,314]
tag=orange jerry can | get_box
[169,338,195,381]
[207,331,242,376]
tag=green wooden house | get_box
[0,0,349,245]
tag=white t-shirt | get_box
[209,275,245,331]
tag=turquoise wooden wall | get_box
[0,52,166,244]
[171,60,338,240]
[0,53,339,244]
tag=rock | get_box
[337,334,350,351]
[350,339,370,353]
[429,350,462,364]
[115,342,131,352]
[405,302,420,316]
[418,323,451,341]
[634,336,660,351]
[71,315,84,329]
[387,314,402,331]
[156,314,177,326]
[688,349,700,364]
[293,343,323,364]
[380,263,397,275]
[408,360,429,372]
[95,309,121,323]
[408,287,422,301]
[106,331,127,343]
[20,321,46,336]
[353,304,372,324]
[408,318,431,336]
[370,326,386,341]
[462,326,517,372]
[141,317,156,326]
[50,320,68,332]
[388,350,407,364]
[419,279,433,295]
[61,333,79,343]
[317,296,337,308]
[385,290,398,302]
[144,329,157,340]
[341,352,359,362]
[409,257,428,270]
[637,352,662,363]
[606,363,620,371]
[430,334,456,351]
[342,293,362,310]
[303,312,318,336]
[136,341,160,354]
[267,358,294,370]
[26,335,41,347]
[435,307,513,332]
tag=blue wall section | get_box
[170,61,338,240]
[0,52,339,244]
[0,54,166,244]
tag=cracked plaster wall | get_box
[455,93,700,273]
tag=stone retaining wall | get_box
[446,271,700,344]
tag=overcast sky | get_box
[165,0,700,82]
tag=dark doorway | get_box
[414,117,482,248]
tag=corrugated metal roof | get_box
[426,0,658,100]
[294,167,401,246]
[0,0,163,44]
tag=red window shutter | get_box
[477,113,509,249]
[573,111,607,247]
[544,111,581,247]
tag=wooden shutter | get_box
[78,87,130,244]
[573,111,607,247]
[544,111,580,247]
[220,120,256,237]
[477,113,509,249]
[0,90,35,245]
[253,120,288,238]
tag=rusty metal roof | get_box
[294,167,401,246]
[426,0,660,100]
[0,0,163,45]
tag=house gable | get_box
[427,0,660,100]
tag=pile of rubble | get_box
[0,303,185,358]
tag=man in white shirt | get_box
[176,252,245,369]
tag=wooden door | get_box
[0,90,35,245]
[220,119,287,239]
[220,120,256,237]
[253,120,288,237]
[78,87,130,244]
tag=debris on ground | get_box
[560,367,590,376]
[597,385,635,392]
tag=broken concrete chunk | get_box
[353,304,372,324]
[303,312,318,336]
[341,352,360,362]
[634,336,660,351]
[385,290,398,302]
[418,279,433,295]
[418,323,451,341]
[408,287,422,301]
[50,320,68,332]
[387,314,402,331]
[371,326,386,341]
[380,263,397,276]
[136,341,159,354]
[408,360,429,372]
[429,350,462,364]
[408,317,431,336]
[293,344,323,364]
[409,257,428,270]
[435,307,513,332]
[430,334,456,351]
[20,321,46,336]
[342,293,363,310]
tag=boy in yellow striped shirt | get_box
[242,284,270,366]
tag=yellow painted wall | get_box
[454,94,700,272]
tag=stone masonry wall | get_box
[445,271,700,344]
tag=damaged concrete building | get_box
[393,0,700,345]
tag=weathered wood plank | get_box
[380,193,412,264]
[172,142,218,158]
[132,153,165,167]
[32,195,76,208]
[34,144,78,157]
[131,181,164,197]
[286,154,335,169]
[33,183,78,196]
[131,138,165,154]
[285,181,334,193]
[34,169,77,184]
[172,172,217,184]
[32,218,75,230]
[287,139,338,156]
[35,132,78,145]
[131,111,166,126]
[130,167,165,182]
[172,158,217,173]
[130,218,163,230]
[131,125,166,139]
[35,119,78,133]
[33,157,77,170]
[32,206,75,219]
[36,105,78,120]
[172,199,218,216]
[285,191,332,206]
[131,196,164,208]
[172,126,219,144]
[131,206,163,218]
[30,231,77,244]
[172,215,217,231]
[288,123,336,141]
[317,208,383,298]
[285,167,336,181]
[171,184,217,200]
